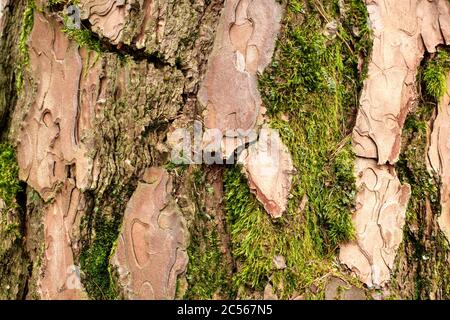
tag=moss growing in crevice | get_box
[79,180,136,300]
[224,166,365,299]
[61,7,103,54]
[422,48,450,100]
[79,204,122,300]
[0,143,29,299]
[183,166,236,299]
[185,218,235,299]
[0,143,22,236]
[225,166,328,298]
[259,0,370,248]
[0,143,21,208]
[16,0,35,92]
[392,52,450,300]
[62,25,103,53]
[223,0,371,298]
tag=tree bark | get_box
[0,0,449,300]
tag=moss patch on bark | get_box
[224,0,371,298]
[393,51,450,300]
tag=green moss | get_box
[398,118,440,217]
[2,222,21,240]
[185,224,234,299]
[61,2,103,53]
[225,166,329,298]
[184,167,235,299]
[79,156,141,300]
[259,0,370,246]
[79,178,132,300]
[0,143,21,208]
[225,167,280,290]
[341,0,372,79]
[0,143,27,299]
[224,0,371,298]
[79,206,121,300]
[16,0,35,92]
[393,54,450,299]
[395,107,449,298]
[423,49,450,100]
[62,23,103,53]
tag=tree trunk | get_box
[0,0,449,300]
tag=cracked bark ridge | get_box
[11,0,217,296]
[239,128,295,218]
[14,8,184,218]
[112,167,188,300]
[341,0,450,288]
[17,13,94,201]
[78,0,216,64]
[7,0,218,299]
[353,0,450,165]
[340,158,410,288]
[15,13,96,299]
[199,0,282,149]
[199,0,294,217]
[428,74,450,243]
[79,0,128,44]
[39,182,87,300]
[80,49,184,197]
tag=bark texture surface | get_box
[199,0,294,217]
[113,167,188,300]
[238,128,295,218]
[1,0,450,301]
[429,74,450,242]
[199,0,282,137]
[5,0,224,300]
[341,0,450,288]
